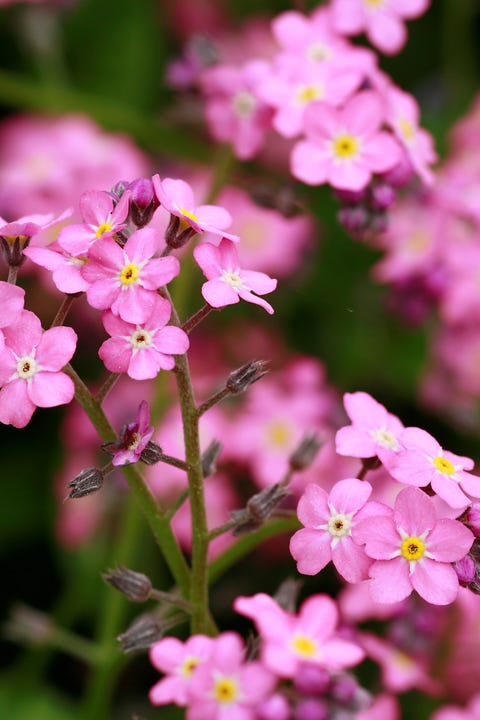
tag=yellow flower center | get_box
[266,420,292,448]
[16,355,37,380]
[364,0,385,7]
[180,656,199,677]
[398,118,416,142]
[400,536,425,562]
[179,208,199,223]
[297,84,322,105]
[291,634,318,658]
[332,134,359,160]
[433,456,455,475]
[3,234,29,246]
[119,263,140,286]
[213,676,238,704]
[95,221,113,238]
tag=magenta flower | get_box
[194,238,277,314]
[82,227,180,324]
[389,427,480,509]
[234,593,364,678]
[23,244,90,294]
[291,91,402,191]
[353,487,474,605]
[152,175,239,241]
[335,391,405,467]
[290,478,389,583]
[58,189,130,256]
[98,297,189,379]
[187,632,275,720]
[0,309,77,428]
[330,0,431,56]
[149,634,215,707]
[103,400,155,466]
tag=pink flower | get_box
[335,391,405,467]
[234,592,364,677]
[98,297,189,379]
[0,281,25,331]
[0,309,77,428]
[353,487,474,605]
[389,427,480,509]
[187,632,275,720]
[330,0,431,56]
[152,175,239,241]
[102,400,155,466]
[194,238,277,314]
[82,227,180,324]
[23,244,90,294]
[290,478,388,583]
[149,634,215,707]
[58,189,130,256]
[291,91,402,191]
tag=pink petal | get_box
[154,326,190,355]
[290,528,332,575]
[124,227,160,263]
[332,536,373,583]
[0,281,24,328]
[98,337,131,374]
[234,593,291,640]
[112,286,157,324]
[0,379,35,428]
[290,140,330,185]
[79,190,113,226]
[128,348,164,379]
[239,662,275,703]
[368,12,406,55]
[427,519,473,561]
[202,279,240,308]
[140,256,180,289]
[430,475,471,510]
[361,133,402,173]
[36,326,77,370]
[102,311,131,337]
[28,371,74,408]
[297,595,338,641]
[239,270,277,295]
[353,515,399,559]
[321,638,365,668]
[196,205,232,230]
[237,287,275,314]
[86,278,120,311]
[297,483,329,526]
[3,309,42,356]
[329,159,371,191]
[149,676,187,706]
[335,425,377,458]
[194,242,223,279]
[58,224,96,255]
[393,487,436,535]
[329,478,372,514]
[368,558,413,603]
[411,559,459,605]
[343,91,384,137]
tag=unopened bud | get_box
[4,604,53,645]
[370,182,395,210]
[117,613,165,653]
[139,440,163,465]
[454,555,477,585]
[294,698,328,720]
[294,663,330,696]
[274,577,302,613]
[233,483,289,535]
[165,214,197,249]
[110,181,129,203]
[289,434,321,471]
[226,360,269,394]
[337,205,369,235]
[467,504,480,537]
[201,439,222,478]
[330,675,359,705]
[103,566,152,602]
[66,467,104,499]
[129,178,159,228]
[256,693,291,720]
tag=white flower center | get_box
[232,91,257,118]
[16,355,38,380]
[130,328,153,350]
[327,512,352,538]
[307,41,331,62]
[370,427,399,450]
[221,270,244,289]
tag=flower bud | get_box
[274,577,302,613]
[294,663,331,696]
[233,483,289,535]
[330,675,359,705]
[289,434,321,471]
[66,467,104,499]
[337,205,369,235]
[454,555,476,585]
[139,440,163,465]
[128,178,159,228]
[103,566,152,602]
[0,234,31,268]
[226,360,269,394]
[257,693,291,720]
[370,182,395,210]
[467,504,480,537]
[201,439,222,478]
[294,698,328,720]
[117,613,165,653]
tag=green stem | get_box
[50,294,77,328]
[96,372,120,403]
[65,363,190,596]
[208,517,300,585]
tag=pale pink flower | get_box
[187,632,275,720]
[200,61,272,160]
[152,175,238,241]
[58,189,130,256]
[0,209,71,243]
[291,91,402,191]
[353,486,474,605]
[193,238,277,314]
[290,478,387,583]
[0,309,77,428]
[272,8,350,67]
[82,227,179,324]
[330,0,431,56]
[23,244,90,294]
[149,634,215,707]
[335,391,405,467]
[385,85,437,185]
[98,297,189,379]
[389,427,480,509]
[234,592,364,677]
